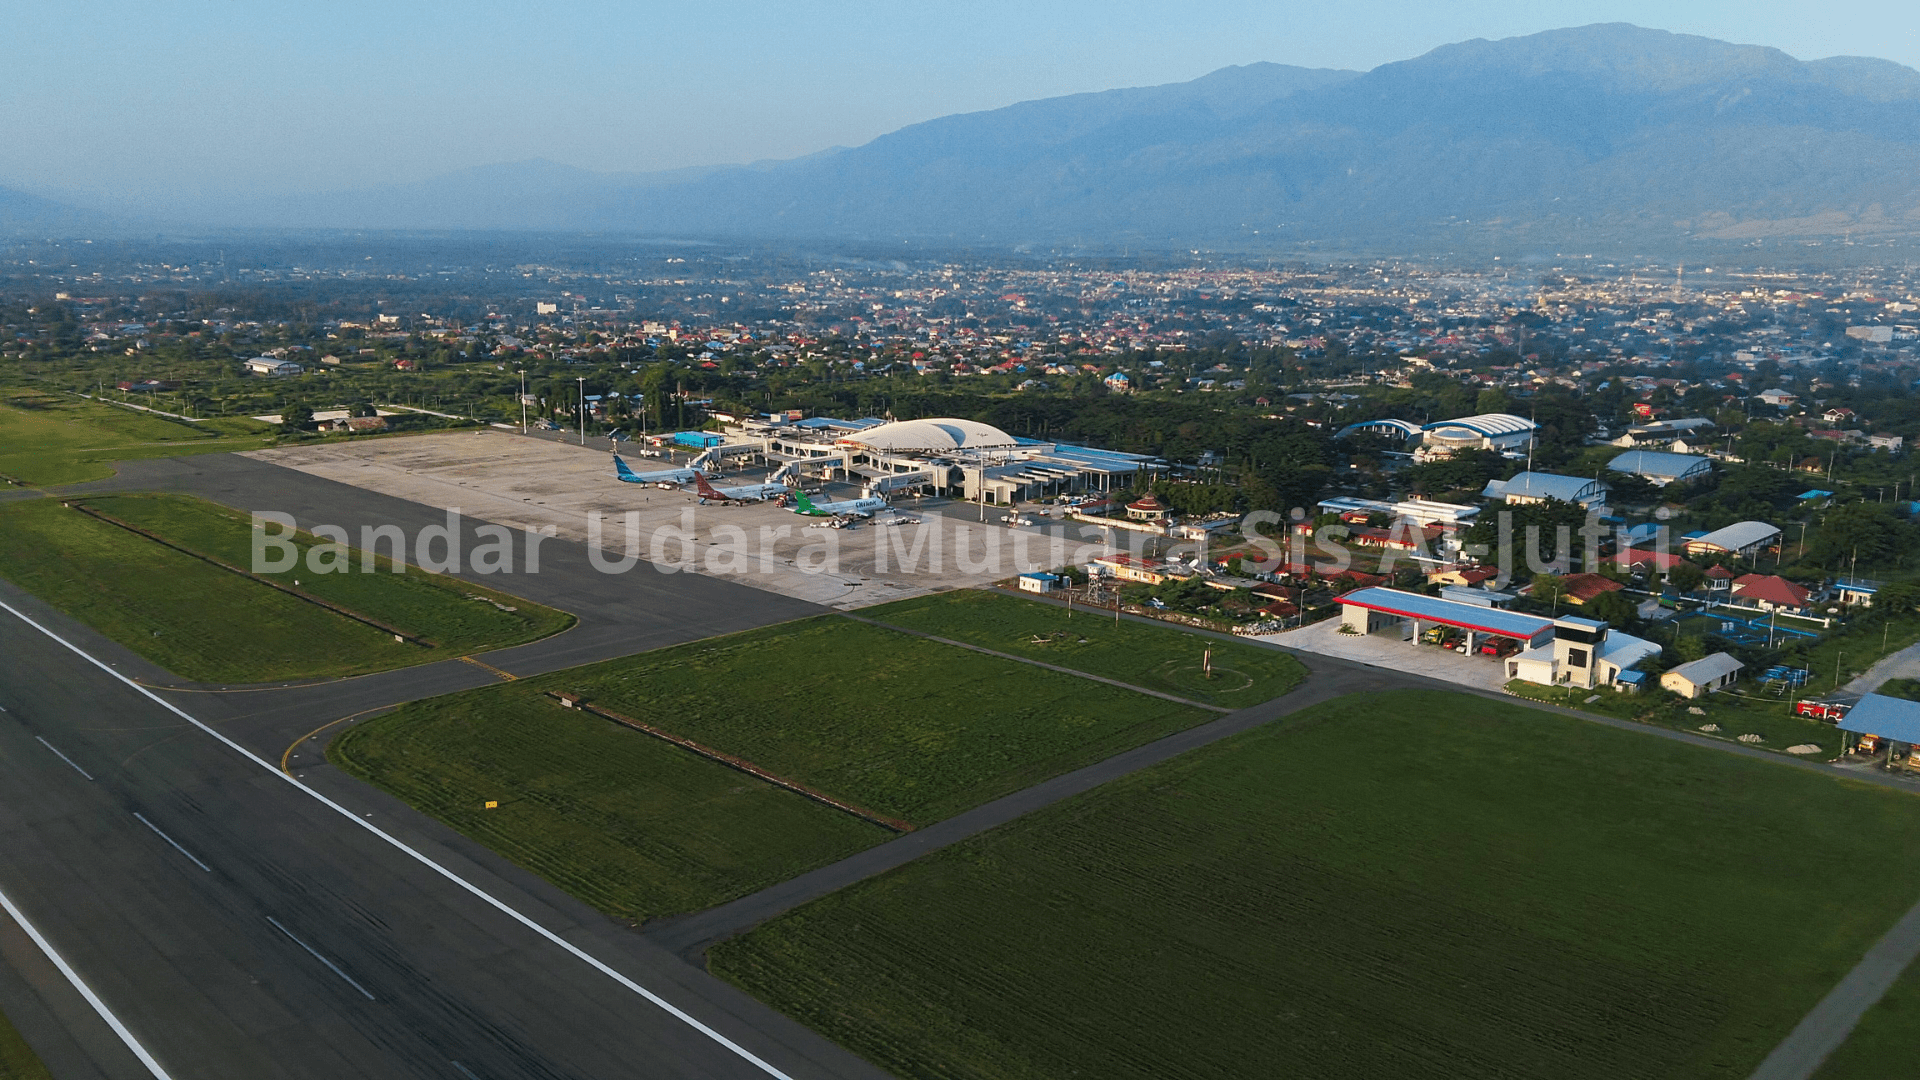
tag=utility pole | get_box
[577,377,586,446]
[518,369,527,434]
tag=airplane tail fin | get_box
[793,490,820,513]
[613,454,639,482]
[693,473,723,498]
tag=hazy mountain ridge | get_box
[15,23,1920,252]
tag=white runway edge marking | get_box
[0,882,177,1079]
[266,916,376,1001]
[132,813,211,873]
[35,735,94,780]
[0,599,797,1080]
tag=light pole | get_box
[518,369,527,434]
[577,377,586,446]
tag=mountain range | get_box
[12,23,1920,253]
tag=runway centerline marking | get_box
[132,813,211,873]
[266,916,376,1001]
[35,736,94,780]
[0,882,176,1079]
[0,598,797,1080]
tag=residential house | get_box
[1730,574,1812,615]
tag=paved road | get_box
[1844,636,1920,696]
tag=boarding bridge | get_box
[863,469,936,495]
[687,440,768,471]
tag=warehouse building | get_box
[1482,471,1611,509]
[1607,450,1713,487]
[1682,521,1781,561]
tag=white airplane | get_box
[693,473,789,504]
[612,453,697,486]
[790,490,887,518]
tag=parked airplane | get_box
[790,490,887,518]
[612,453,696,486]
[693,473,789,504]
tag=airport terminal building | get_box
[718,415,1161,503]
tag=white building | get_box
[242,357,302,376]
[1413,413,1537,462]
[1506,616,1661,691]
[1660,653,1743,698]
[1682,521,1781,561]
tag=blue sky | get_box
[6,1,1919,203]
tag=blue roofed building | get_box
[1607,450,1713,486]
[1840,693,1920,750]
[1482,471,1611,509]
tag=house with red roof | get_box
[1731,573,1812,615]
[1559,573,1627,605]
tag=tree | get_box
[1667,560,1705,594]
[280,402,314,432]
[1530,572,1566,607]
[1584,590,1638,628]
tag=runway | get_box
[0,450,891,1079]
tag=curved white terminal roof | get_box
[837,417,1019,452]
[1421,413,1537,438]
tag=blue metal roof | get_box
[1485,471,1609,503]
[1338,587,1554,639]
[1608,450,1712,480]
[1840,693,1920,743]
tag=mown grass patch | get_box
[330,684,889,922]
[518,616,1214,826]
[85,493,571,655]
[864,589,1305,708]
[0,393,273,485]
[714,689,1920,1080]
[0,495,567,682]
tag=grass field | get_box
[86,493,571,655]
[712,689,1920,1080]
[1812,952,1920,1079]
[514,616,1214,825]
[0,495,568,682]
[863,589,1306,708]
[0,393,275,485]
[330,684,890,921]
[1506,679,1846,756]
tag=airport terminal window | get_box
[1567,648,1588,668]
